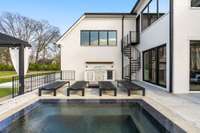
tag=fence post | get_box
[60,71,63,80]
[30,75,33,91]
[54,72,56,82]
[12,77,14,98]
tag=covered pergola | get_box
[0,32,31,95]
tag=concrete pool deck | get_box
[0,82,200,132]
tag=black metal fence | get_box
[12,70,75,98]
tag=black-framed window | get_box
[158,46,166,86]
[191,0,200,7]
[107,70,113,80]
[80,30,117,46]
[81,31,90,46]
[143,45,166,87]
[99,31,108,46]
[108,31,117,46]
[144,51,150,81]
[141,0,169,31]
[90,31,99,46]
[190,41,200,91]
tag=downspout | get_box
[121,15,125,80]
[169,0,174,93]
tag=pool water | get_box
[3,102,170,133]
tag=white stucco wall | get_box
[137,14,170,91]
[133,0,170,91]
[59,15,135,81]
[173,0,200,93]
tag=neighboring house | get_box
[57,0,200,94]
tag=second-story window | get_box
[90,31,98,46]
[191,0,200,7]
[81,31,90,46]
[141,0,169,31]
[108,31,117,46]
[99,31,108,46]
[80,30,117,46]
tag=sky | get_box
[0,0,137,34]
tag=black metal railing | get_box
[123,65,130,80]
[122,46,141,81]
[12,70,75,98]
[122,31,139,48]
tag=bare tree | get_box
[0,12,60,64]
[34,21,60,63]
[0,48,11,65]
[0,12,38,43]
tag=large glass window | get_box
[108,31,117,46]
[158,46,166,86]
[143,45,166,87]
[190,41,200,91]
[141,0,169,31]
[81,30,117,46]
[150,49,157,83]
[99,31,108,46]
[90,31,98,46]
[191,0,200,7]
[81,31,89,46]
[144,52,150,81]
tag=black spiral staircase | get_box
[122,31,140,81]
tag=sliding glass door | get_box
[158,46,166,86]
[190,41,200,91]
[143,45,166,87]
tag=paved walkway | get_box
[133,80,200,132]
[0,82,12,88]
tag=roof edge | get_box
[56,14,85,44]
[0,32,31,47]
[131,0,141,13]
[57,12,137,44]
[84,12,136,16]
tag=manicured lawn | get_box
[0,77,12,84]
[0,71,16,77]
[0,88,12,98]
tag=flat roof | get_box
[84,12,136,16]
[0,32,31,47]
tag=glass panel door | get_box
[190,41,200,91]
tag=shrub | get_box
[0,64,14,71]
[28,63,60,71]
[0,64,60,71]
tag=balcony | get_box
[122,31,139,48]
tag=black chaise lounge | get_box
[99,81,117,96]
[67,81,88,96]
[117,81,145,96]
[39,81,68,96]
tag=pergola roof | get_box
[0,32,31,47]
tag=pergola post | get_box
[19,44,25,94]
[0,33,31,97]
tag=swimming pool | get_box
[0,99,185,133]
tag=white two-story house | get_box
[57,0,200,94]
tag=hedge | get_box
[29,64,60,71]
[0,64,14,71]
[0,64,60,71]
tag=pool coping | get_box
[0,98,191,133]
